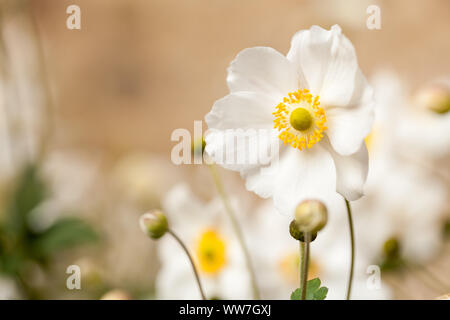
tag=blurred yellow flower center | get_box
[195,229,226,276]
[273,89,327,150]
[278,252,320,285]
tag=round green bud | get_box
[289,220,302,240]
[294,199,328,233]
[289,220,317,242]
[139,210,168,239]
[290,107,313,131]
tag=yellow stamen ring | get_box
[273,89,327,150]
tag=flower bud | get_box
[294,200,328,234]
[383,237,400,260]
[414,85,450,114]
[289,220,317,242]
[139,210,168,239]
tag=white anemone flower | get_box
[368,72,450,165]
[156,183,252,299]
[205,25,374,215]
[249,200,392,300]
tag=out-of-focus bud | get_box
[293,200,328,234]
[414,85,450,114]
[383,237,400,260]
[139,210,168,239]
[289,220,317,242]
[74,258,103,288]
[100,289,132,300]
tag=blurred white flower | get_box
[249,200,392,300]
[368,72,450,177]
[205,25,374,216]
[0,11,47,179]
[156,183,252,299]
[353,72,449,265]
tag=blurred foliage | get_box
[0,163,99,299]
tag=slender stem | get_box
[167,229,206,300]
[207,163,261,299]
[299,241,305,289]
[300,233,310,300]
[345,199,355,300]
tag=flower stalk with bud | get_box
[139,210,207,300]
[290,199,328,300]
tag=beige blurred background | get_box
[27,0,450,157]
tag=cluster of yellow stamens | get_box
[273,89,327,150]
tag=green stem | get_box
[208,163,261,300]
[167,229,206,300]
[344,199,355,300]
[299,241,305,289]
[300,233,310,300]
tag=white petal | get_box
[245,146,336,216]
[205,129,279,174]
[205,91,277,130]
[243,153,281,199]
[287,25,359,107]
[205,92,279,174]
[322,138,368,201]
[325,70,374,155]
[227,47,299,98]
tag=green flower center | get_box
[289,107,313,131]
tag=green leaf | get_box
[290,288,301,300]
[5,164,47,235]
[33,218,99,258]
[290,278,328,300]
[313,286,328,300]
